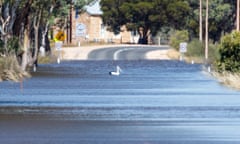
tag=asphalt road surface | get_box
[88,45,168,60]
[0,46,240,144]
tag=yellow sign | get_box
[54,30,66,42]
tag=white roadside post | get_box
[55,41,63,64]
[179,42,187,61]
[158,36,161,46]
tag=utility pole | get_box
[199,0,203,41]
[205,0,209,60]
[69,2,72,44]
[237,0,240,31]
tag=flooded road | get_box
[1,60,240,144]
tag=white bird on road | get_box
[109,65,121,76]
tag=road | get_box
[62,45,170,60]
[88,45,169,60]
[0,46,240,144]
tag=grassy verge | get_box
[0,56,30,82]
[38,53,58,64]
[167,48,240,90]
[167,49,180,60]
[212,72,240,90]
[166,48,203,63]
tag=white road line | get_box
[113,48,136,60]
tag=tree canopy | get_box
[100,0,236,44]
[100,0,190,44]
[187,0,234,42]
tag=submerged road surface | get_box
[0,46,240,144]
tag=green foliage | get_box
[6,36,20,55]
[0,40,4,55]
[217,31,240,72]
[208,42,220,64]
[185,39,219,63]
[169,30,189,50]
[100,0,190,36]
[0,37,19,56]
[187,0,234,42]
[186,38,204,57]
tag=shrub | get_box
[208,42,220,64]
[184,39,219,63]
[186,38,204,57]
[169,30,189,50]
[217,31,240,72]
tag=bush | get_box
[186,39,204,57]
[184,39,219,63]
[208,42,220,64]
[217,31,240,72]
[169,30,189,50]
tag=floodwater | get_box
[0,60,240,144]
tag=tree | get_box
[0,0,93,72]
[0,0,21,56]
[237,0,240,31]
[187,0,234,42]
[100,0,190,44]
[199,0,203,41]
[205,0,208,60]
[217,31,240,72]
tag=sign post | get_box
[76,23,86,47]
[179,42,187,61]
[55,41,63,64]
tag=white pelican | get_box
[109,66,121,76]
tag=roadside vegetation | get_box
[169,31,219,64]
[0,0,93,82]
[0,56,29,82]
[213,31,240,89]
[0,36,28,82]
[169,30,240,89]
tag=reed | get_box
[0,56,30,82]
[212,71,240,90]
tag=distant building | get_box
[69,0,139,45]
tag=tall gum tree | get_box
[0,0,21,55]
[1,0,94,72]
[187,0,234,42]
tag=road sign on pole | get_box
[179,42,187,53]
[179,42,187,61]
[55,41,63,51]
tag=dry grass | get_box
[185,56,204,64]
[38,54,58,64]
[167,49,240,90]
[167,49,180,60]
[0,56,30,82]
[212,72,240,90]
[167,49,204,63]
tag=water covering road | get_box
[0,48,240,143]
